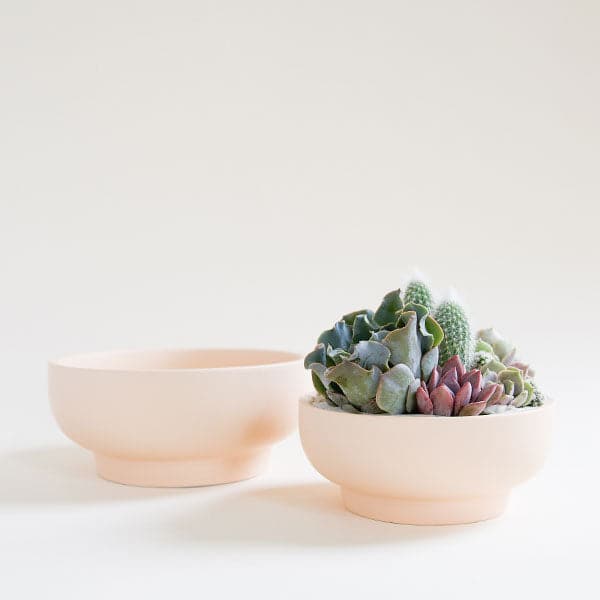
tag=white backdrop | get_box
[1,1,599,598]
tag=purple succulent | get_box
[415,354,505,417]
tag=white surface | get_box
[1,397,599,600]
[1,1,599,598]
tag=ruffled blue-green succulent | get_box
[304,288,444,415]
[434,300,472,367]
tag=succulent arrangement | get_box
[305,279,544,416]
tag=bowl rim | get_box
[49,347,304,373]
[300,394,554,422]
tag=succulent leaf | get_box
[453,382,472,416]
[349,340,391,371]
[375,363,414,414]
[427,366,440,394]
[405,378,422,414]
[402,302,428,323]
[369,329,391,342]
[498,369,524,396]
[400,303,443,352]
[402,303,429,350]
[487,384,505,406]
[477,383,497,406]
[328,347,352,365]
[304,343,327,369]
[476,328,504,349]
[477,328,516,365]
[441,355,466,379]
[311,371,326,395]
[421,346,439,382]
[424,316,444,348]
[462,369,483,400]
[342,309,374,326]
[383,311,422,377]
[482,370,499,386]
[529,381,545,406]
[326,361,381,408]
[416,385,433,414]
[459,399,487,416]
[431,384,455,416]
[511,361,535,379]
[352,313,380,343]
[326,390,347,407]
[308,363,330,395]
[524,381,535,406]
[474,339,494,354]
[373,289,404,328]
[318,321,352,351]
[512,390,530,408]
[440,368,460,394]
[482,359,506,374]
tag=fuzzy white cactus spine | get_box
[434,300,473,366]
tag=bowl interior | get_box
[52,348,302,371]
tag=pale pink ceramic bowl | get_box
[300,396,554,525]
[49,349,307,487]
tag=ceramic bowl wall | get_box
[49,349,307,487]
[299,396,554,525]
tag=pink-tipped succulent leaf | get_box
[430,384,454,416]
[440,367,460,394]
[461,369,483,400]
[442,354,466,380]
[427,367,440,394]
[416,384,433,415]
[476,383,497,406]
[487,383,505,406]
[458,399,487,416]
[453,381,472,416]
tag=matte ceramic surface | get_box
[299,397,554,525]
[49,349,307,487]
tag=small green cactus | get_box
[403,280,434,312]
[434,300,472,366]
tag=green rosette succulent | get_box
[473,328,544,407]
[476,328,535,378]
[434,300,472,367]
[304,288,444,415]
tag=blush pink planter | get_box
[299,396,554,525]
[49,349,307,487]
